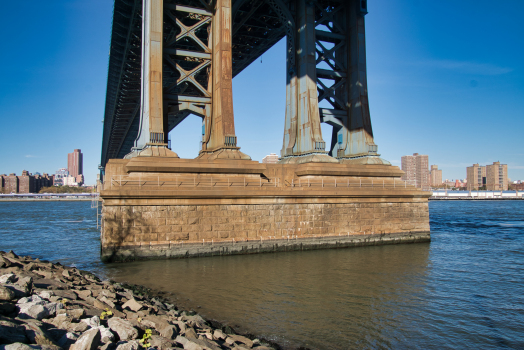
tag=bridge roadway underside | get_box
[100,158,431,262]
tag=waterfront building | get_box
[442,179,454,188]
[513,182,524,191]
[454,179,467,189]
[63,175,83,187]
[401,153,429,190]
[466,164,486,190]
[467,162,508,191]
[262,153,279,164]
[430,165,442,187]
[0,171,53,194]
[54,168,69,186]
[68,149,83,178]
[0,174,19,194]
[486,161,508,190]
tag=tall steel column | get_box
[127,0,248,160]
[199,0,250,159]
[317,0,389,165]
[126,0,178,158]
[280,0,337,164]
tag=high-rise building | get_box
[68,149,83,178]
[430,165,442,187]
[262,153,279,164]
[466,164,486,190]
[486,161,508,190]
[401,153,429,190]
[401,156,416,185]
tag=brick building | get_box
[401,153,429,190]
[0,171,53,194]
[513,182,524,191]
[430,165,442,187]
[68,149,83,178]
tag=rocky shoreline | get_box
[0,251,279,350]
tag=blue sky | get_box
[1,0,523,185]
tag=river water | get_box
[0,200,523,349]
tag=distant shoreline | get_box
[0,193,98,202]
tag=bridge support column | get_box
[198,0,250,160]
[126,0,178,159]
[319,1,389,165]
[279,0,338,164]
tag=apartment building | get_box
[262,153,279,164]
[0,171,54,194]
[466,164,486,190]
[486,161,508,190]
[430,165,442,187]
[401,153,429,190]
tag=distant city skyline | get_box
[1,1,523,185]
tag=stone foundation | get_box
[100,158,431,262]
[101,201,430,262]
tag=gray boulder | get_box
[160,325,179,339]
[149,335,175,349]
[121,299,141,312]
[212,329,226,341]
[0,274,15,284]
[228,334,253,348]
[175,335,220,350]
[17,300,64,321]
[22,322,60,347]
[70,328,101,350]
[2,277,33,299]
[80,316,100,329]
[0,343,38,350]
[0,286,16,301]
[0,257,11,269]
[95,326,114,344]
[107,318,138,341]
[180,315,207,329]
[114,341,140,350]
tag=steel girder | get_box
[102,0,142,166]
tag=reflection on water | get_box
[104,244,430,349]
[1,201,524,349]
